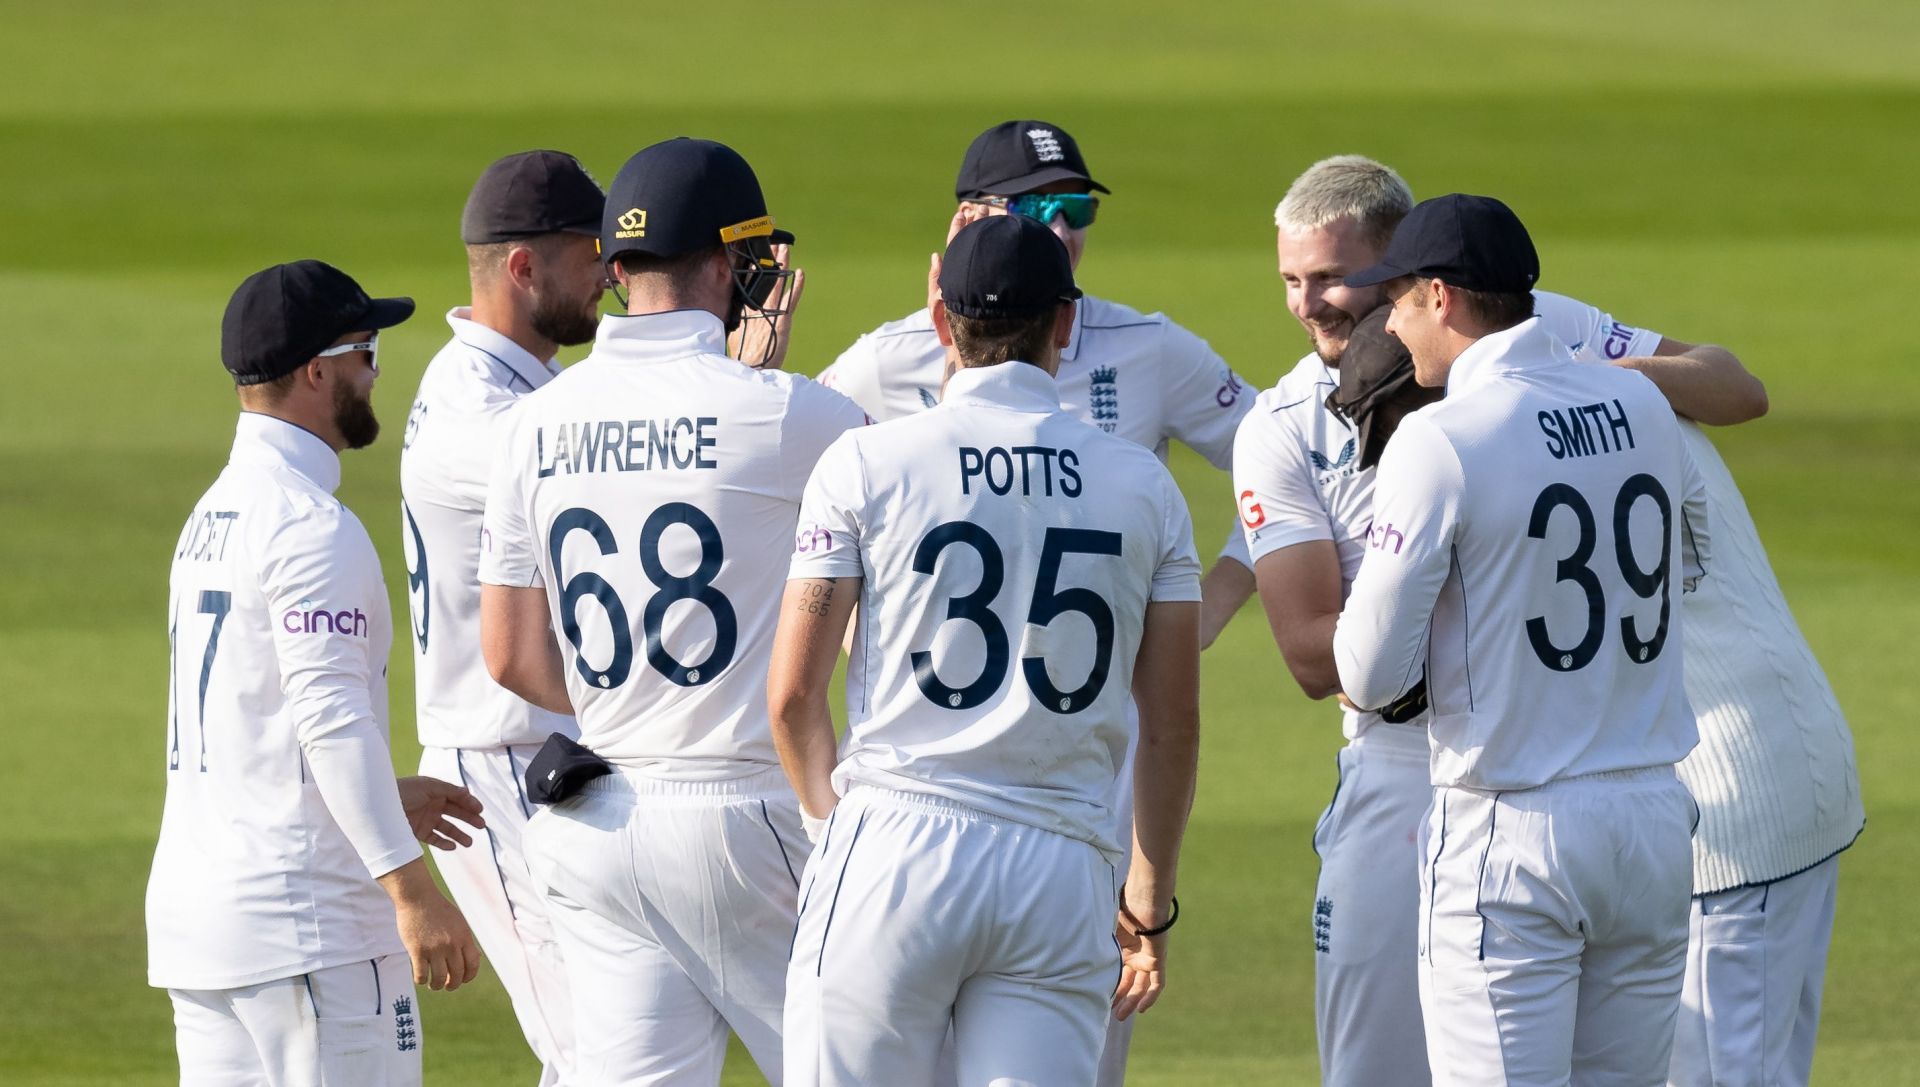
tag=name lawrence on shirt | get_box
[536,416,719,478]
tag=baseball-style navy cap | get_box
[939,214,1083,320]
[599,138,793,264]
[461,150,606,244]
[1344,193,1541,292]
[221,260,414,385]
[954,120,1110,201]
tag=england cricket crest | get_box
[1089,366,1119,432]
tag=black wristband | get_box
[1122,895,1179,937]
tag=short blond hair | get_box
[1274,155,1413,247]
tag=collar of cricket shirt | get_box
[445,307,561,388]
[590,308,727,363]
[1445,315,1569,396]
[231,411,342,494]
[942,359,1064,413]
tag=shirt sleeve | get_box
[788,433,868,581]
[779,377,871,505]
[1215,512,1253,570]
[814,335,887,421]
[478,407,543,588]
[1332,413,1464,712]
[259,505,420,880]
[1159,320,1256,471]
[1232,404,1334,564]
[1152,467,1205,602]
[1533,290,1663,364]
[1677,429,1712,590]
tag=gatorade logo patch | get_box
[615,208,647,239]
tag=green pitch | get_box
[2,2,1915,1082]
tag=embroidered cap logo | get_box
[1026,128,1065,163]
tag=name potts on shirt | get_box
[959,445,1082,498]
[536,417,718,478]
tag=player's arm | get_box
[480,585,572,715]
[1332,417,1462,711]
[1161,321,1261,649]
[1198,554,1255,649]
[1613,337,1767,426]
[264,511,479,991]
[767,577,859,832]
[1116,598,1202,1020]
[1251,540,1347,699]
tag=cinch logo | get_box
[615,207,647,239]
[795,525,833,553]
[1368,521,1405,554]
[1602,320,1635,360]
[1215,369,1244,408]
[1026,128,1064,163]
[283,600,369,637]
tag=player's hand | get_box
[1112,911,1169,1020]
[946,200,994,244]
[396,775,485,850]
[378,858,483,992]
[397,895,482,992]
[727,242,804,370]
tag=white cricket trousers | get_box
[1419,766,1696,1087]
[1667,855,1841,1087]
[524,764,803,1087]
[420,744,575,1086]
[1310,723,1431,1087]
[785,787,1120,1087]
[169,954,419,1087]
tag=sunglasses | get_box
[316,332,379,375]
[977,192,1100,230]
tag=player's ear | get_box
[931,297,955,348]
[505,244,538,291]
[1053,301,1075,348]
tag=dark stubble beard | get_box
[530,284,600,348]
[334,379,380,450]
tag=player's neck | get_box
[468,294,559,364]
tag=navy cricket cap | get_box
[221,260,414,385]
[1345,193,1541,292]
[939,214,1082,320]
[599,138,793,264]
[461,150,606,244]
[954,120,1110,201]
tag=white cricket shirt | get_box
[401,309,577,750]
[1333,318,1710,791]
[819,295,1256,567]
[1535,294,1864,889]
[789,361,1203,857]
[148,413,417,990]
[1233,291,1672,741]
[480,310,866,776]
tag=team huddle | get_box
[149,122,1864,1087]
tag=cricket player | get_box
[479,137,866,1086]
[150,259,483,1086]
[1237,156,1859,1087]
[770,213,1202,1087]
[1332,195,1710,1085]
[819,119,1256,649]
[400,149,608,1086]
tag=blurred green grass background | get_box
[1,1,1915,1083]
